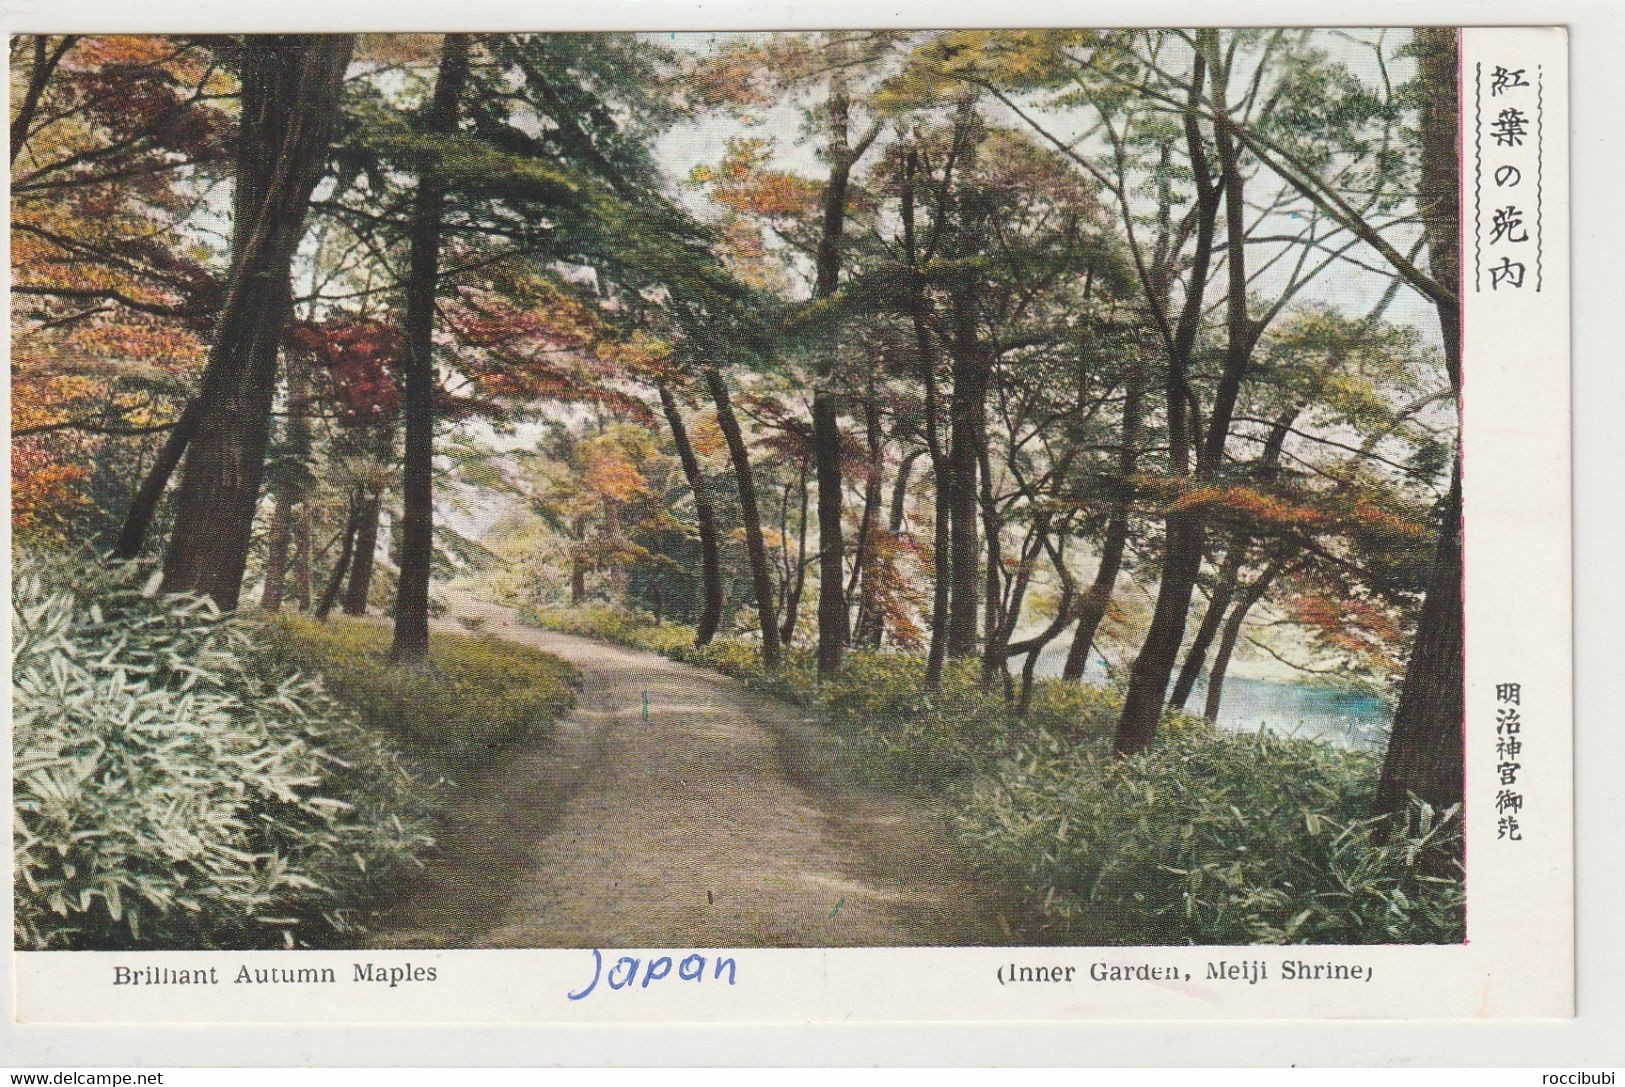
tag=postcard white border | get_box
[4,0,1620,1068]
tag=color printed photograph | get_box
[12,28,1475,958]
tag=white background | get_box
[1,0,1622,1068]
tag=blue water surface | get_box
[1031,643,1391,751]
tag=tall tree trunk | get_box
[1376,467,1463,814]
[1169,542,1245,709]
[391,33,470,663]
[811,390,847,674]
[977,434,1008,689]
[315,496,362,621]
[942,111,991,662]
[1116,515,1206,750]
[659,381,723,646]
[809,86,859,678]
[705,367,780,670]
[1114,46,1227,755]
[259,345,314,613]
[900,148,952,689]
[158,35,354,609]
[1202,557,1283,724]
[946,291,987,659]
[1376,28,1463,819]
[260,489,292,610]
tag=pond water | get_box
[1031,643,1391,751]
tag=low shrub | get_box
[13,556,434,951]
[956,729,1464,944]
[526,605,692,654]
[816,654,1022,790]
[258,615,578,775]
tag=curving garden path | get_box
[366,595,1005,949]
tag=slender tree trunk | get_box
[342,490,381,616]
[925,449,952,687]
[774,481,794,622]
[1063,358,1144,681]
[258,339,316,612]
[1170,542,1244,709]
[946,294,986,659]
[568,513,589,605]
[1016,539,1075,717]
[1377,27,1464,819]
[811,391,847,674]
[570,521,588,606]
[114,396,202,559]
[286,350,314,611]
[260,489,292,610]
[290,500,313,612]
[1172,406,1294,706]
[1202,557,1283,724]
[391,33,470,663]
[779,461,810,645]
[603,497,625,600]
[888,448,922,534]
[343,419,391,616]
[315,496,362,621]
[852,393,886,648]
[900,149,951,688]
[158,36,354,609]
[997,527,1043,657]
[659,382,723,646]
[705,367,780,669]
[977,432,1008,689]
[809,88,860,678]
[1059,547,1117,681]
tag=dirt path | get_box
[367,596,1005,949]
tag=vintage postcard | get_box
[7,24,1571,1024]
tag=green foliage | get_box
[956,729,1463,945]
[527,604,695,654]
[522,605,1463,946]
[13,556,434,951]
[258,615,578,775]
[818,655,1033,790]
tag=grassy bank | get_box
[526,605,1464,945]
[259,615,578,776]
